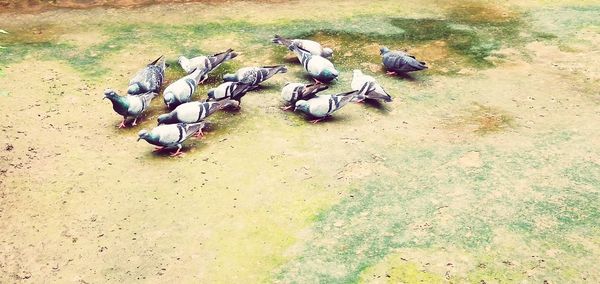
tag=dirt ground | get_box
[1,0,599,283]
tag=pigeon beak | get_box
[293,107,298,112]
[137,137,141,142]
[102,96,108,100]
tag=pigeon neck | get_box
[108,96,129,115]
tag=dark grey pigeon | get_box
[380,47,427,74]
[223,66,287,86]
[128,55,166,95]
[137,122,205,157]
[157,99,239,125]
[104,89,157,128]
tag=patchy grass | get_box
[1,4,530,78]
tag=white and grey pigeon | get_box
[206,82,257,103]
[137,122,205,157]
[380,47,428,74]
[104,89,157,128]
[128,55,166,95]
[157,99,239,125]
[178,48,238,74]
[163,68,207,109]
[289,43,338,83]
[272,35,333,58]
[351,70,393,102]
[280,82,328,110]
[294,90,359,123]
[223,66,287,86]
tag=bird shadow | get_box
[356,100,391,114]
[282,56,300,64]
[298,114,352,125]
[389,72,418,81]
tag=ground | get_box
[0,0,599,283]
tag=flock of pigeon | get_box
[104,35,428,156]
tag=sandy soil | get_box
[1,0,599,283]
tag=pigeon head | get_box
[103,89,119,100]
[322,47,334,58]
[127,83,141,95]
[320,68,339,82]
[137,129,150,141]
[177,56,188,70]
[163,92,175,108]
[207,88,216,100]
[294,100,310,113]
[157,113,176,125]
[380,47,390,55]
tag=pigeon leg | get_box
[280,105,293,111]
[310,118,324,124]
[118,117,127,128]
[313,78,323,84]
[153,146,165,152]
[132,117,138,126]
[170,145,184,157]
[386,71,397,76]
[193,129,204,138]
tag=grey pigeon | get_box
[137,122,205,157]
[128,55,166,95]
[223,66,287,86]
[178,49,238,74]
[294,90,359,123]
[351,70,392,102]
[104,89,157,128]
[380,47,427,74]
[289,43,338,83]
[280,82,328,110]
[157,99,239,125]
[206,82,257,103]
[163,68,207,109]
[272,35,333,58]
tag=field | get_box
[1,0,599,282]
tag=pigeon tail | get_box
[303,82,329,98]
[263,65,288,75]
[216,99,240,110]
[210,49,238,67]
[149,55,166,71]
[184,122,206,138]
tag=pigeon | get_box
[157,99,239,125]
[163,68,207,109]
[137,122,205,157]
[289,43,338,83]
[380,47,427,74]
[294,90,359,123]
[128,55,166,95]
[280,82,328,110]
[223,66,287,86]
[206,82,257,103]
[351,70,392,102]
[272,35,333,58]
[104,89,157,128]
[178,49,238,74]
